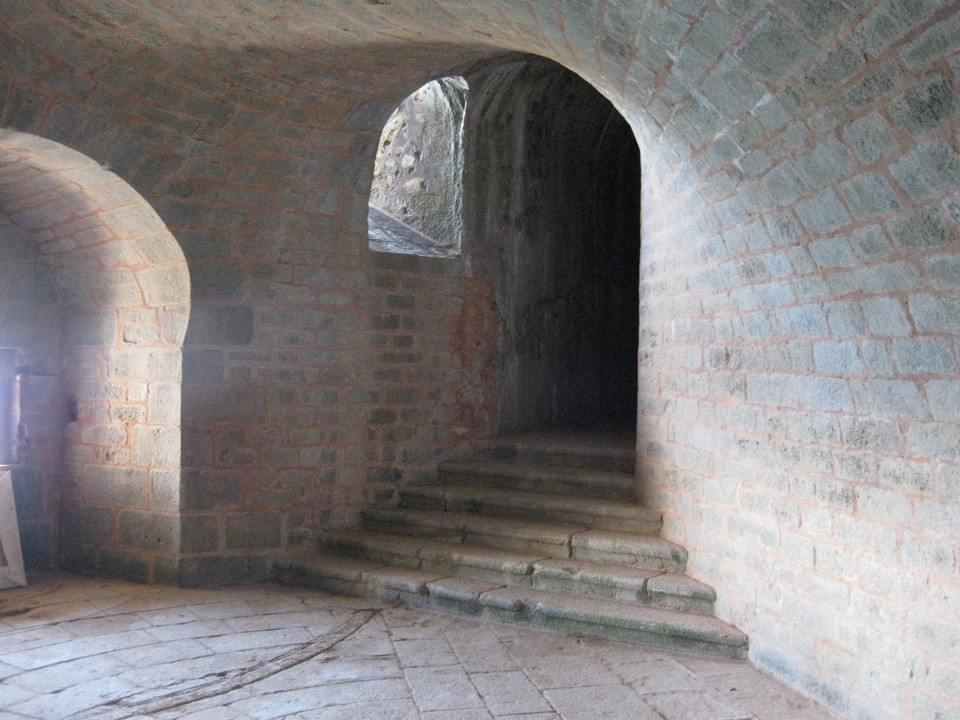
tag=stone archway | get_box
[0,130,190,583]
[463,57,642,433]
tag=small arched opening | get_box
[368,76,468,258]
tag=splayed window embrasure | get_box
[368,76,467,258]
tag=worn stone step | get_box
[571,530,688,571]
[471,583,744,657]
[361,508,686,570]
[531,559,714,614]
[398,484,662,534]
[438,458,637,502]
[468,430,636,473]
[318,529,712,613]
[274,552,745,658]
[320,529,536,585]
[361,507,583,559]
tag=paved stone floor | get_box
[0,573,839,720]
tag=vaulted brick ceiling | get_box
[3,0,876,182]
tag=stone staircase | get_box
[274,431,748,658]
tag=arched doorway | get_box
[463,57,641,433]
[0,130,190,582]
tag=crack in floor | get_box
[66,608,381,719]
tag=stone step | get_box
[438,458,638,502]
[319,529,713,614]
[468,430,637,473]
[274,552,746,658]
[397,484,662,534]
[571,530,688,571]
[360,507,582,559]
[360,508,687,571]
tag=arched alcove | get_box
[0,130,190,583]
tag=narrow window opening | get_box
[368,76,467,258]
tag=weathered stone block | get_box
[183,383,267,425]
[121,325,159,345]
[809,236,856,268]
[805,43,864,95]
[737,13,815,81]
[823,300,866,338]
[854,0,941,55]
[856,261,923,294]
[754,281,796,308]
[890,140,960,202]
[922,252,960,290]
[136,265,189,306]
[902,11,960,70]
[182,348,224,384]
[889,73,959,136]
[146,382,181,424]
[814,341,862,375]
[798,137,854,191]
[132,425,181,467]
[908,294,960,334]
[178,554,272,587]
[840,173,901,221]
[893,338,956,376]
[799,377,855,412]
[940,465,960,502]
[63,308,118,346]
[701,59,767,118]
[747,373,799,408]
[179,513,221,553]
[160,306,189,345]
[862,297,912,336]
[866,379,926,417]
[225,511,282,550]
[84,467,149,507]
[62,504,115,545]
[180,470,242,511]
[907,422,960,461]
[184,305,254,346]
[849,227,895,264]
[791,304,830,337]
[119,510,179,551]
[796,189,852,234]
[150,470,180,511]
[842,417,904,453]
[926,380,960,422]
[888,206,954,252]
[190,262,246,301]
[844,112,900,164]
[879,458,934,493]
[106,347,181,382]
[781,0,852,35]
[98,548,151,583]
[80,422,128,446]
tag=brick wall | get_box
[628,3,960,718]
[178,247,499,584]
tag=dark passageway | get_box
[465,57,641,432]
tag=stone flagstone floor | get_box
[0,573,840,720]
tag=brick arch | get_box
[0,129,190,583]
